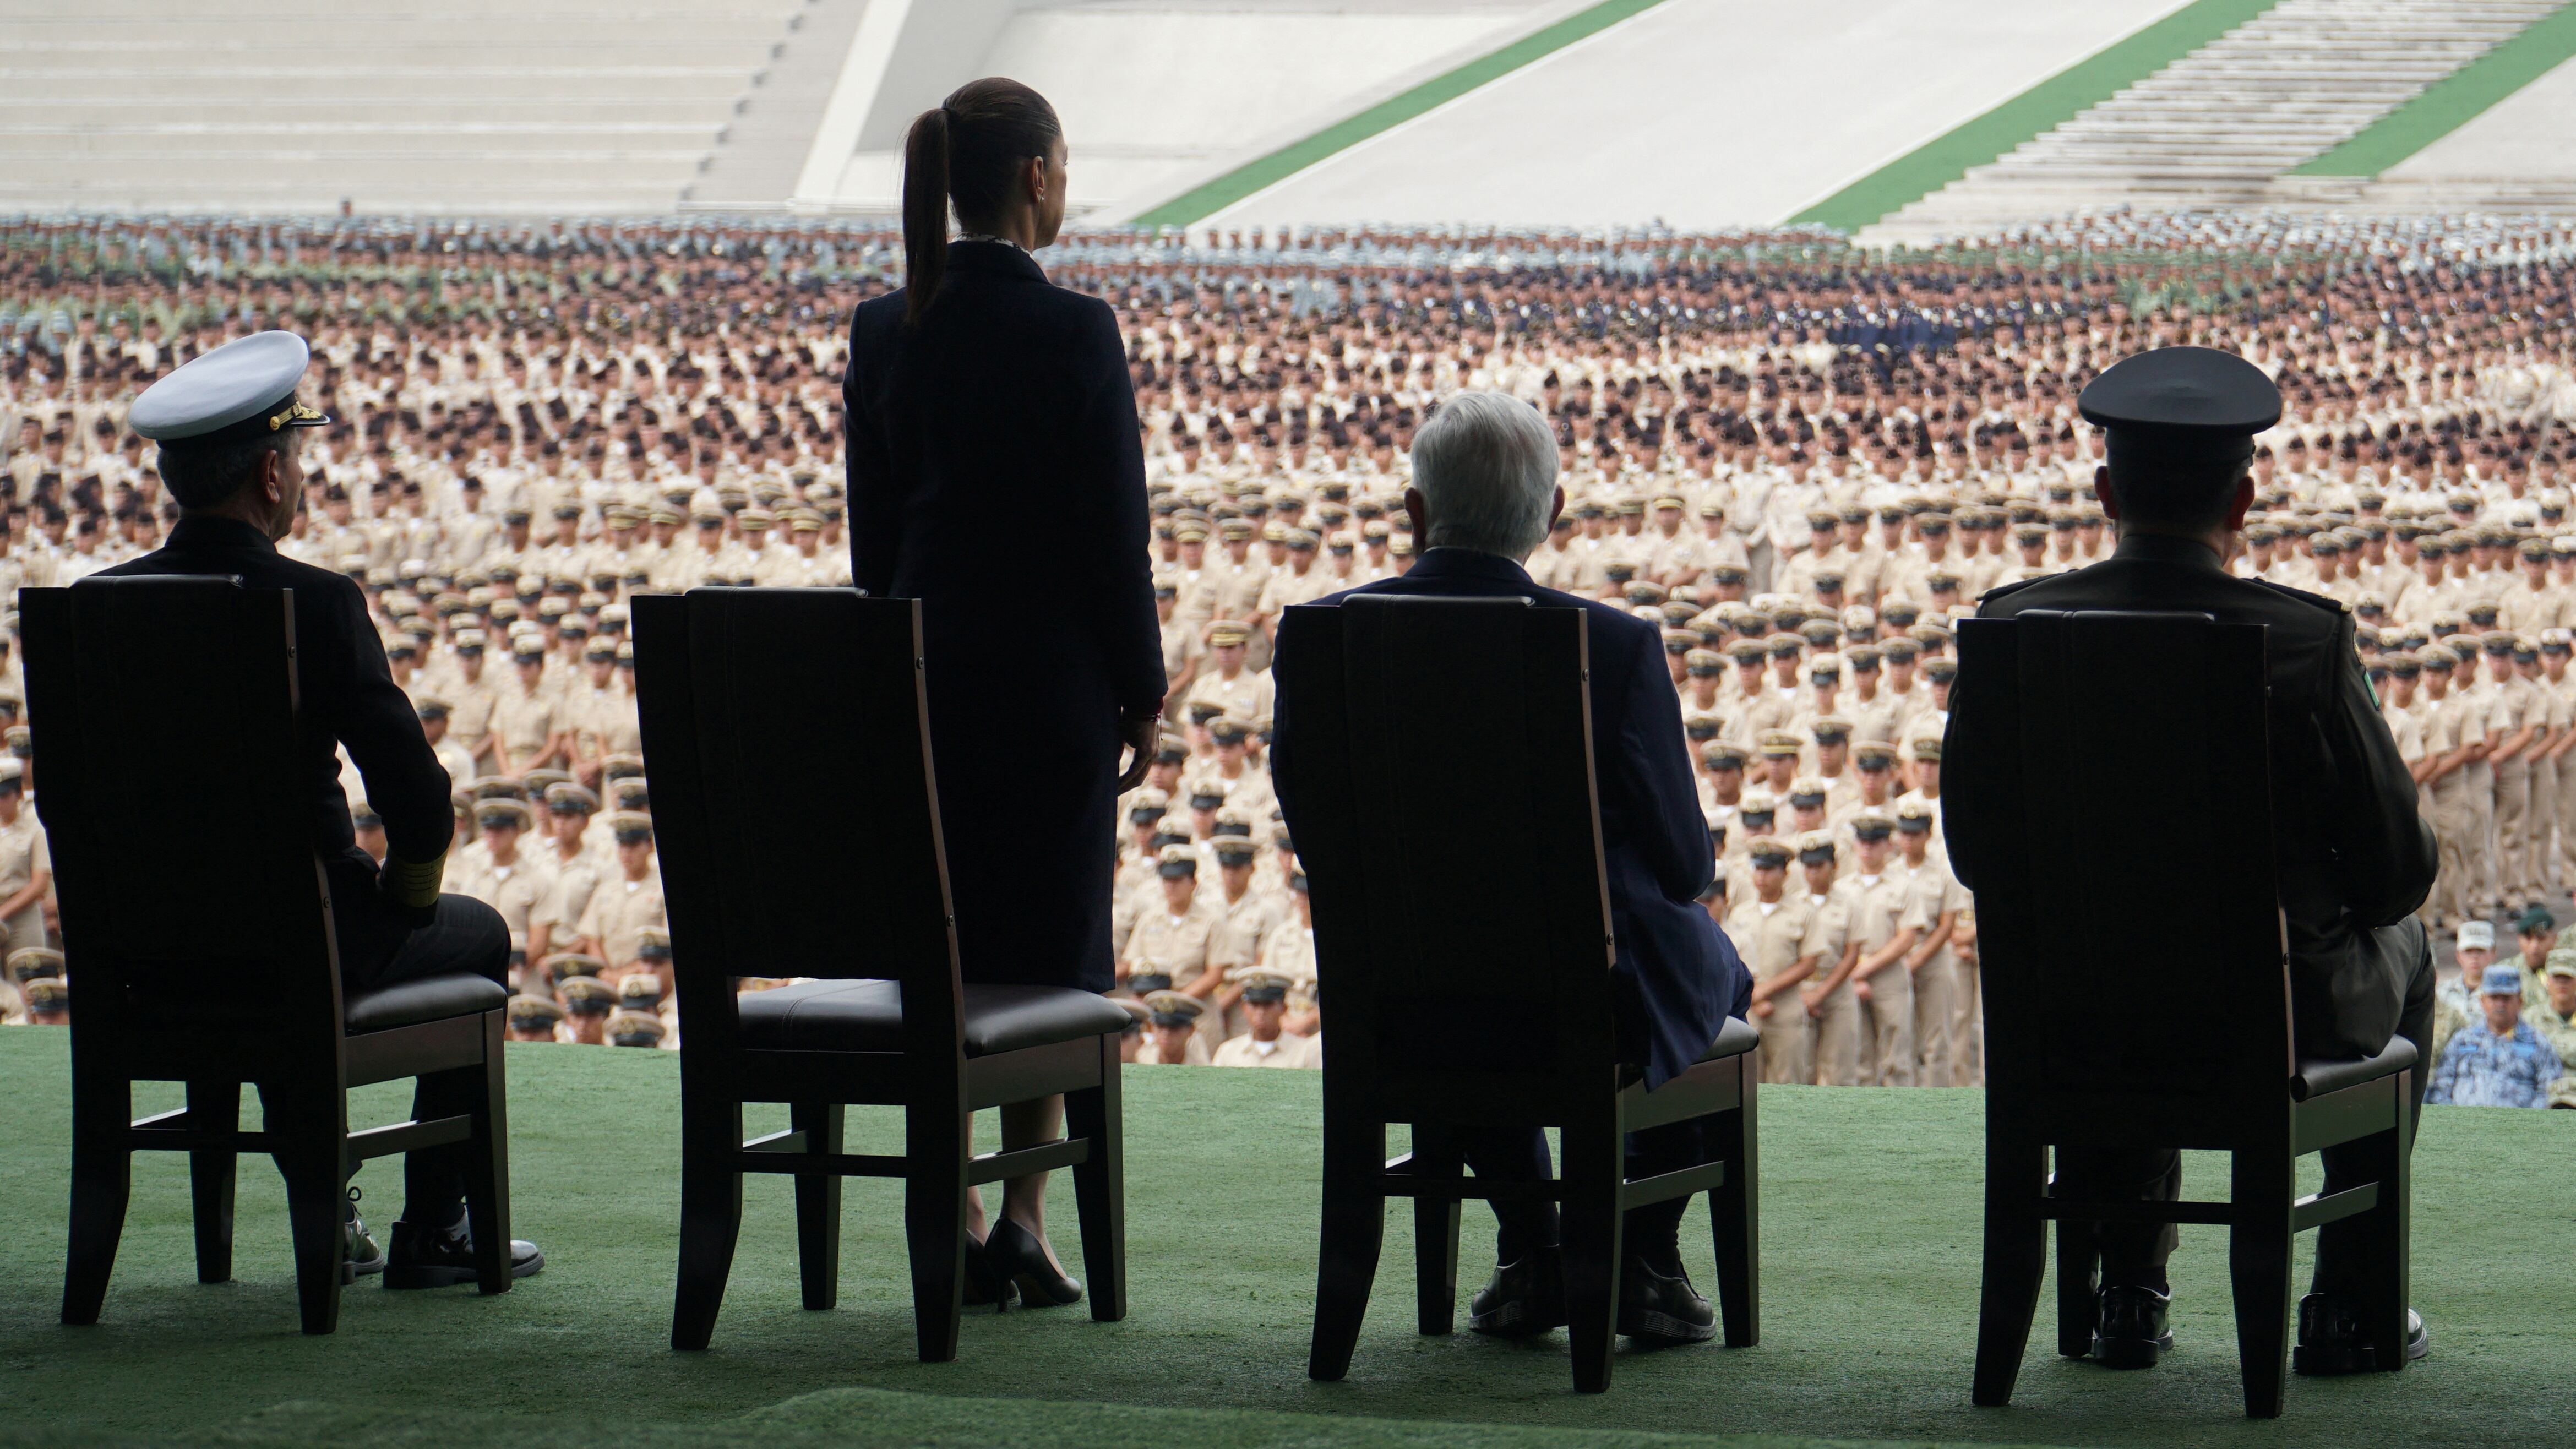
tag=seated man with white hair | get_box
[1272,390,1754,1344]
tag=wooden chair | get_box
[1274,595,1759,1395]
[631,587,1131,1364]
[26,578,513,1337]
[1954,609,2414,1419]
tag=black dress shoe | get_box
[962,1233,1017,1311]
[983,1217,1081,1308]
[1468,1251,1565,1336]
[342,1186,385,1283]
[1616,1257,1716,1345]
[383,1214,544,1289]
[2294,1293,2429,1374]
[2090,1285,2172,1369]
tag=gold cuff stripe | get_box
[384,853,445,909]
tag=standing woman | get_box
[843,78,1164,1306]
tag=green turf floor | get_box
[1,1031,2568,1448]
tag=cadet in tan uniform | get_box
[1203,835,1284,1039]
[1210,972,1305,1067]
[1894,798,1972,1085]
[575,810,666,971]
[1726,836,1817,1085]
[446,798,557,978]
[0,760,51,954]
[1181,620,1275,723]
[1136,990,1209,1066]
[1793,832,1862,1087]
[1120,845,1218,1022]
[556,974,614,1045]
[1838,810,1926,1086]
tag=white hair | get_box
[1410,390,1559,560]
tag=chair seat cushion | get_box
[345,973,508,1033]
[1699,1016,1761,1063]
[739,979,1134,1056]
[2291,1036,2420,1102]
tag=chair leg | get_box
[459,1011,514,1295]
[2370,1080,2414,1374]
[62,1070,133,1325]
[1307,1112,1385,1381]
[1970,1135,2048,1408]
[1708,1063,1760,1348]
[2051,1167,2096,1359]
[188,1080,241,1285]
[2229,1151,2296,1420]
[671,1097,744,1352]
[260,1083,348,1337]
[1065,1035,1128,1323]
[1561,1108,1625,1395]
[903,1096,970,1364]
[1409,1125,1463,1336]
[791,1101,844,1310]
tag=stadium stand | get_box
[0,0,818,215]
[1872,0,2563,243]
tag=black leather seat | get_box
[739,979,1136,1057]
[2291,1037,2419,1102]
[342,973,509,1034]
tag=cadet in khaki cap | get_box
[555,974,616,1045]
[1210,972,1305,1067]
[505,994,565,1043]
[1728,836,1817,1085]
[607,1007,667,1049]
[1121,845,1215,1015]
[1136,990,1208,1065]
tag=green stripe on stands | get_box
[1130,0,1673,230]
[1790,0,2281,234]
[2293,3,2576,176]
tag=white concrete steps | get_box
[1866,0,2562,244]
[0,0,813,214]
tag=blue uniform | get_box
[2426,1020,2562,1108]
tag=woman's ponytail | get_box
[898,79,1061,328]
[901,106,951,327]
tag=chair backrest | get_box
[1951,609,2290,1140]
[21,578,340,1046]
[630,588,962,1063]
[1273,595,1618,1127]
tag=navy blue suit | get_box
[1273,546,1751,1266]
[1275,546,1751,1082]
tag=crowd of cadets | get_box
[3,210,2576,1097]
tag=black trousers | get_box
[2057,918,2438,1296]
[330,852,511,1224]
[1457,1119,1712,1268]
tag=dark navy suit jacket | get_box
[844,241,1163,992]
[1272,547,1750,1087]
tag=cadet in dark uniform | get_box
[102,331,540,1285]
[1945,347,2435,1373]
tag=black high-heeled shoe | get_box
[984,1217,1082,1308]
[963,1232,1017,1311]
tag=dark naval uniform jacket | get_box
[1943,531,2438,1061]
[92,516,456,962]
[1271,546,1752,1087]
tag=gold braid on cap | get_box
[268,399,325,431]
[383,852,446,909]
